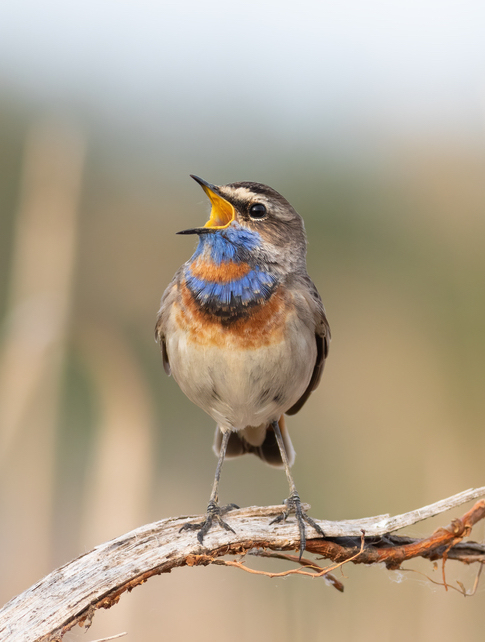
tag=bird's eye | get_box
[249,203,267,219]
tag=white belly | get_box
[165,313,316,431]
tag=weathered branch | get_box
[1,486,485,642]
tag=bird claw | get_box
[270,492,325,558]
[179,500,239,544]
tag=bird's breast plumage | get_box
[175,278,288,349]
[165,277,316,430]
[184,258,277,318]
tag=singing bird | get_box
[156,176,330,556]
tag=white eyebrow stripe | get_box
[219,186,265,202]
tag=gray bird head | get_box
[178,175,308,273]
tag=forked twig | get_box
[213,532,366,580]
[249,549,345,591]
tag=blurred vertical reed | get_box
[0,121,84,599]
[78,322,154,634]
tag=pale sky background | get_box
[1,0,484,154]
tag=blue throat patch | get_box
[191,224,261,263]
[185,268,276,306]
[185,225,277,315]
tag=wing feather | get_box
[286,275,330,416]
[155,267,185,376]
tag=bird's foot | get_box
[179,500,239,544]
[270,491,325,558]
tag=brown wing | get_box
[285,276,330,416]
[155,267,184,376]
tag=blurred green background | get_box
[1,1,485,640]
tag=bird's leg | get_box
[269,420,325,558]
[179,430,239,544]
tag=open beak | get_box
[177,175,235,235]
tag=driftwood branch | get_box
[1,487,485,642]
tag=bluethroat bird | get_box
[156,176,330,557]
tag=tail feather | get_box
[213,416,295,468]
